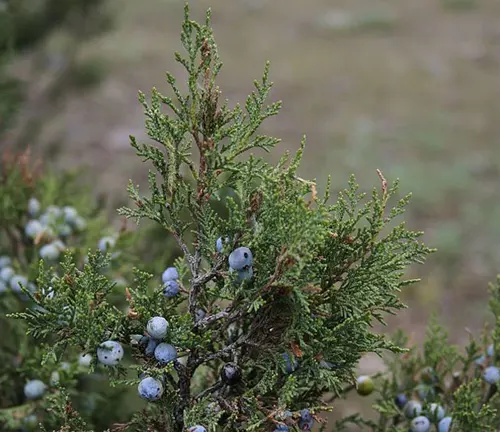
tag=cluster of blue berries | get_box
[24,198,86,262]
[392,366,452,432]
[162,266,180,297]
[135,316,178,401]
[0,255,34,297]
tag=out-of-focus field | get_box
[8,0,500,426]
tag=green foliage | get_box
[362,276,500,432]
[0,151,145,430]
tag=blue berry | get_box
[46,205,62,217]
[410,416,431,432]
[394,393,408,409]
[138,377,164,401]
[298,409,314,431]
[78,353,92,367]
[97,341,124,366]
[487,344,495,357]
[282,352,298,374]
[63,206,78,224]
[0,280,7,293]
[299,409,312,422]
[220,363,242,385]
[163,280,180,297]
[24,380,47,400]
[154,343,177,364]
[216,236,230,253]
[145,338,158,357]
[28,197,41,216]
[232,266,253,284]
[474,354,486,366]
[429,403,445,421]
[59,361,71,371]
[403,400,423,419]
[25,220,44,239]
[10,275,28,293]
[162,267,179,283]
[0,266,14,282]
[483,366,500,384]
[0,255,11,268]
[228,247,253,271]
[138,335,149,347]
[438,417,452,432]
[98,236,116,252]
[188,426,207,432]
[39,243,61,261]
[147,316,169,339]
[273,425,289,432]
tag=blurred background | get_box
[1,0,500,426]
